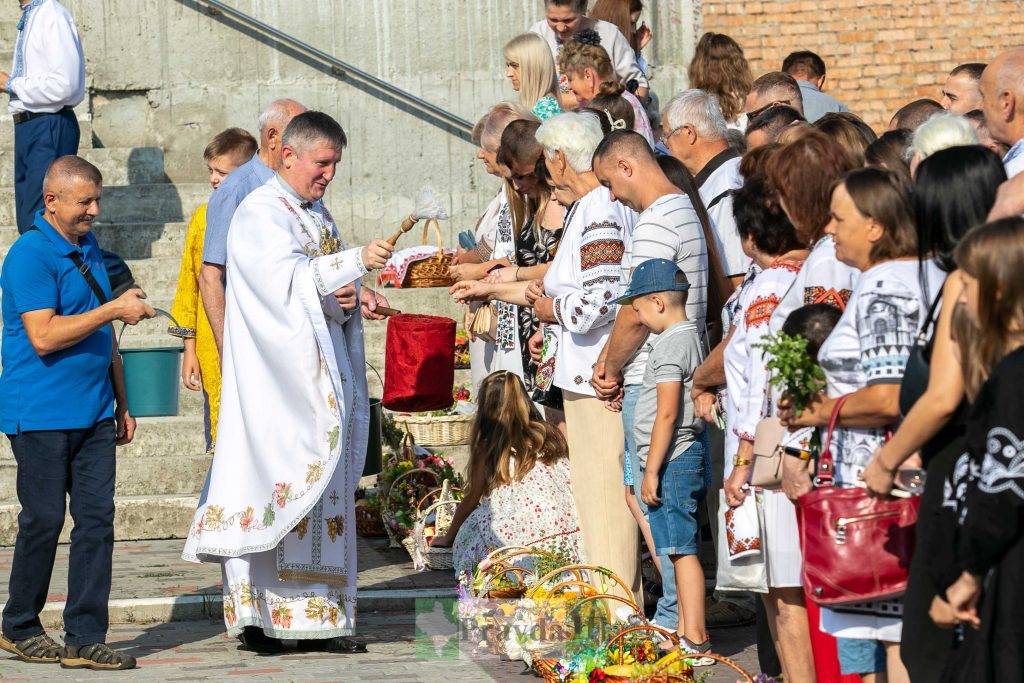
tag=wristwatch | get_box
[784,446,813,461]
[732,455,753,467]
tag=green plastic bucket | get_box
[118,309,183,418]
[363,364,384,477]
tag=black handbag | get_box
[898,290,942,416]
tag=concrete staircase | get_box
[0,103,466,542]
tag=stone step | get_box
[0,453,211,500]
[0,146,166,186]
[0,494,197,545]
[0,221,188,259]
[0,116,94,151]
[0,181,207,225]
[0,416,205,463]
[0,20,16,44]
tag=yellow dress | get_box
[169,203,221,448]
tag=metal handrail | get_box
[178,0,474,138]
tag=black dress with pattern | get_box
[514,219,562,396]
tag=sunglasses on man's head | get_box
[747,100,792,120]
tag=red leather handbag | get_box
[796,395,920,606]
[383,314,456,412]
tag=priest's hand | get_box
[361,239,394,270]
[334,284,357,311]
[360,287,389,320]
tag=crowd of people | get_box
[436,1,1024,681]
[4,0,1024,679]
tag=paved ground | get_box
[0,539,758,681]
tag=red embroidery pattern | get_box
[769,258,803,274]
[804,286,852,310]
[745,294,781,328]
[725,506,761,556]
[580,239,625,270]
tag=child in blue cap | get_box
[615,257,712,664]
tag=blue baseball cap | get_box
[613,258,690,305]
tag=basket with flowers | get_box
[454,329,470,369]
[378,437,464,547]
[354,489,387,538]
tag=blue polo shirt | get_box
[0,212,115,433]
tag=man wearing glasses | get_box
[744,72,806,121]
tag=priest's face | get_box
[281,140,343,202]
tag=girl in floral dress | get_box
[431,371,584,575]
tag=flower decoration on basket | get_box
[377,435,463,546]
[454,329,470,369]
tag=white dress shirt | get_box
[7,0,86,114]
[1003,139,1024,179]
[696,150,750,277]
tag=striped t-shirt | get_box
[622,193,709,385]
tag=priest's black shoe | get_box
[298,637,368,654]
[237,627,285,654]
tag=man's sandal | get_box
[0,632,62,663]
[60,643,136,670]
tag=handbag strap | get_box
[815,394,850,487]
[27,226,109,304]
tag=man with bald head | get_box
[590,129,709,634]
[981,47,1024,177]
[0,156,154,670]
[199,98,307,350]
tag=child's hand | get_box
[181,350,202,392]
[641,471,660,506]
[430,532,453,548]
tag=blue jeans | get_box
[623,384,677,629]
[837,637,887,675]
[643,436,710,556]
[14,108,81,233]
[2,420,116,646]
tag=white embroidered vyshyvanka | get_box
[182,174,370,639]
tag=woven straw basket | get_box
[403,220,454,288]
[400,413,473,447]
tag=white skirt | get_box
[821,607,902,642]
[759,489,803,588]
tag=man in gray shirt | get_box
[782,50,849,123]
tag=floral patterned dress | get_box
[453,457,584,575]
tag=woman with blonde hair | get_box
[688,32,753,128]
[558,32,655,145]
[504,33,562,121]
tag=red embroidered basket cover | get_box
[383,314,456,412]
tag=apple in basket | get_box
[423,525,436,541]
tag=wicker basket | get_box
[354,501,387,538]
[403,220,454,288]
[403,481,462,570]
[381,466,442,547]
[399,412,474,447]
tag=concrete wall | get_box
[59,0,699,246]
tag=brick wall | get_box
[699,0,1024,131]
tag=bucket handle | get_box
[366,361,383,391]
[117,308,181,347]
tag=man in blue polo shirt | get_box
[0,155,153,670]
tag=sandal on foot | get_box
[680,637,715,667]
[0,632,62,663]
[300,637,367,654]
[237,626,285,654]
[60,643,136,670]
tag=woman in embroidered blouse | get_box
[169,128,256,451]
[713,173,814,683]
[504,33,563,121]
[432,371,583,575]
[779,168,945,682]
[557,33,655,147]
[940,218,1024,683]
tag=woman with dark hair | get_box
[716,176,815,683]
[779,167,946,682]
[860,145,1006,683]
[865,128,913,184]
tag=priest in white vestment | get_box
[182,111,393,653]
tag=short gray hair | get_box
[281,111,348,153]
[536,111,605,172]
[912,112,978,161]
[662,89,728,141]
[257,98,305,134]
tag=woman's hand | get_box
[534,297,557,323]
[946,572,982,628]
[429,532,453,548]
[693,390,718,423]
[862,446,897,496]
[450,280,493,303]
[449,263,483,283]
[525,280,546,305]
[485,266,517,284]
[181,348,202,392]
[724,465,750,508]
[929,595,958,629]
[528,330,544,363]
[782,454,814,501]
[636,22,652,50]
[777,393,830,429]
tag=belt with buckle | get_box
[12,105,73,125]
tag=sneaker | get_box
[680,636,715,667]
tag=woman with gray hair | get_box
[909,112,978,174]
[533,110,641,600]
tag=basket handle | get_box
[650,651,756,682]
[606,623,679,662]
[420,219,447,260]
[415,485,464,512]
[527,564,637,609]
[565,594,645,628]
[117,307,181,347]
[380,467,440,522]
